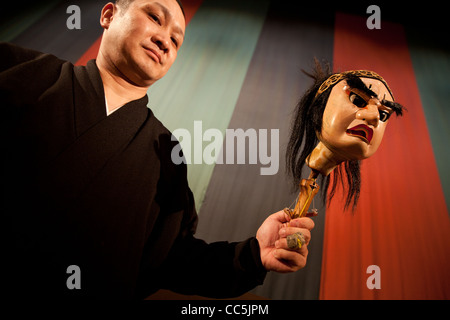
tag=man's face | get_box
[101,0,185,87]
[319,78,395,160]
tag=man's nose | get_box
[355,100,380,127]
[152,33,169,52]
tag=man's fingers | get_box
[273,247,307,272]
[289,217,315,230]
[276,209,292,223]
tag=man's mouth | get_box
[143,46,161,64]
[346,124,373,143]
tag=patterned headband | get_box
[315,70,394,100]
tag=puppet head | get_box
[286,62,404,209]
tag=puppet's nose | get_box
[356,100,380,127]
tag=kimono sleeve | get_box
[158,187,267,299]
[0,42,43,72]
[0,42,68,114]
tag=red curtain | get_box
[319,13,450,299]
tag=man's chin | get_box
[125,62,162,87]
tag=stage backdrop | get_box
[2,0,449,299]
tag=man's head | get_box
[98,0,186,87]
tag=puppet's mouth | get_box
[346,124,373,143]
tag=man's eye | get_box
[379,110,390,122]
[349,92,367,108]
[150,14,160,24]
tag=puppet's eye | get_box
[379,110,390,122]
[349,92,367,108]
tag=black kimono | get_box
[1,43,266,299]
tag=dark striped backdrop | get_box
[2,0,449,299]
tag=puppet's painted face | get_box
[319,77,395,160]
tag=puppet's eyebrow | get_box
[381,99,404,116]
[344,75,378,98]
[345,74,405,116]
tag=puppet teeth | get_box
[346,124,373,143]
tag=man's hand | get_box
[256,210,315,273]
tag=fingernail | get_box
[279,228,286,237]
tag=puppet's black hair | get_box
[286,60,361,210]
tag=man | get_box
[2,0,314,299]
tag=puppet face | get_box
[319,77,395,160]
[100,0,185,86]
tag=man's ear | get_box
[100,2,116,29]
